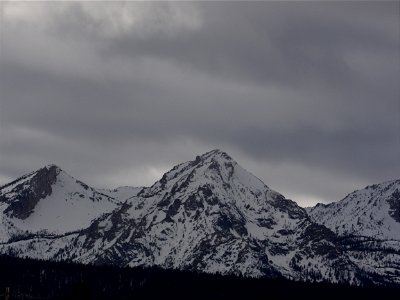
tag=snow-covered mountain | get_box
[0,165,119,243]
[0,150,399,285]
[58,150,359,282]
[307,179,400,240]
[307,179,400,284]
[97,186,143,202]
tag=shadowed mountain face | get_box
[2,165,59,220]
[0,165,118,242]
[0,150,399,285]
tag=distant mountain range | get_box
[1,150,399,285]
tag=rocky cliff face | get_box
[2,165,59,220]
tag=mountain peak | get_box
[141,149,252,201]
[42,164,61,171]
[363,178,400,191]
[189,149,236,171]
[308,178,400,240]
[37,164,62,178]
[1,165,60,220]
[200,149,233,161]
[0,165,119,239]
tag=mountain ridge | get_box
[307,179,400,240]
[0,150,399,285]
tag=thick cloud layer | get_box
[0,1,399,206]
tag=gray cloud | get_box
[0,1,399,207]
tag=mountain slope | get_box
[97,186,143,202]
[307,180,400,240]
[1,150,397,284]
[0,165,119,242]
[7,150,359,283]
[307,180,400,284]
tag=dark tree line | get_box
[0,255,399,300]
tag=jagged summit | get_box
[183,149,236,171]
[0,164,65,193]
[199,149,233,160]
[141,149,266,201]
[0,165,62,219]
[187,149,235,168]
[42,163,62,171]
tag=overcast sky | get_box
[0,1,399,207]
